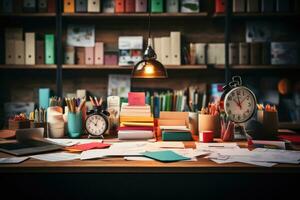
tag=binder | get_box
[154,37,162,62]
[15,40,25,65]
[135,0,147,12]
[38,0,48,12]
[76,0,88,12]
[45,34,55,64]
[125,0,135,13]
[250,42,262,65]
[14,0,23,13]
[261,42,271,65]
[239,42,249,65]
[64,46,75,64]
[76,48,85,64]
[36,40,45,64]
[48,0,56,12]
[207,44,216,64]
[170,32,181,65]
[195,43,206,64]
[233,0,246,12]
[103,0,115,13]
[64,0,75,13]
[215,0,225,13]
[247,0,259,12]
[87,0,100,12]
[166,0,179,13]
[161,37,171,65]
[151,0,163,13]
[85,47,94,64]
[25,32,36,65]
[215,44,225,65]
[276,0,290,12]
[115,0,125,13]
[261,0,274,12]
[5,40,15,64]
[94,42,104,65]
[23,0,36,12]
[2,0,13,13]
[229,43,239,65]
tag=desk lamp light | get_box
[131,2,168,78]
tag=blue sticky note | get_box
[39,88,50,109]
[142,150,190,162]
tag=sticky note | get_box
[142,150,190,162]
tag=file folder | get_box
[135,0,147,12]
[94,42,104,65]
[76,48,85,64]
[195,43,206,64]
[125,0,135,13]
[161,37,171,65]
[5,40,15,64]
[76,0,88,12]
[233,0,246,12]
[64,0,75,13]
[23,0,36,12]
[38,0,48,12]
[103,0,115,13]
[85,47,94,64]
[15,40,25,65]
[25,33,36,65]
[64,46,75,64]
[36,40,45,64]
[215,0,225,13]
[151,0,163,13]
[45,34,55,64]
[229,43,239,65]
[170,32,181,65]
[87,0,100,12]
[154,37,162,62]
[239,42,249,65]
[115,0,125,13]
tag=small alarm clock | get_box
[85,107,110,138]
[221,76,257,124]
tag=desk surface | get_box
[1,139,300,174]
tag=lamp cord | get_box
[147,0,151,45]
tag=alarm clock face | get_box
[85,114,108,136]
[224,86,257,123]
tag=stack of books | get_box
[118,103,154,140]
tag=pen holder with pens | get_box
[257,110,278,137]
[67,111,83,138]
[198,114,221,138]
[47,106,65,138]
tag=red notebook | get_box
[66,142,111,152]
[128,92,145,106]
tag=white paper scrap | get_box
[30,152,80,162]
[0,157,29,164]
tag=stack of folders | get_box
[118,103,154,140]
[5,28,55,65]
[160,126,192,141]
[0,0,56,13]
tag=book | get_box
[128,92,146,106]
[25,32,35,65]
[87,0,100,12]
[118,130,154,140]
[67,25,95,47]
[120,116,154,122]
[247,0,259,12]
[170,32,181,65]
[215,0,225,13]
[239,42,249,65]
[195,43,206,64]
[166,0,179,13]
[45,34,55,64]
[75,0,88,13]
[246,21,271,42]
[118,36,143,66]
[64,0,75,13]
[250,42,262,65]
[229,43,239,65]
[115,0,125,13]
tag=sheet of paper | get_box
[211,158,277,167]
[196,142,239,150]
[153,142,185,149]
[124,156,153,161]
[142,150,191,162]
[30,152,80,162]
[252,140,286,149]
[80,149,142,160]
[0,157,29,164]
[46,138,103,147]
[108,142,150,150]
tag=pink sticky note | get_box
[128,92,145,106]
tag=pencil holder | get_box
[189,112,198,135]
[67,111,82,138]
[257,110,278,137]
[198,114,221,138]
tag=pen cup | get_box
[198,114,221,138]
[189,112,198,135]
[67,111,82,138]
[257,110,278,137]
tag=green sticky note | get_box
[45,34,55,64]
[142,150,190,162]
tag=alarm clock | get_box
[221,76,257,124]
[85,107,110,138]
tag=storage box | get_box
[8,119,30,130]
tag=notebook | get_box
[0,128,62,156]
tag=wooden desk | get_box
[1,137,300,199]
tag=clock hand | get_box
[237,96,242,110]
[240,95,249,105]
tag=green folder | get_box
[142,150,190,162]
[151,0,163,13]
[162,131,193,141]
[45,34,55,64]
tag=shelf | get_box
[62,64,208,70]
[279,122,300,130]
[0,64,56,69]
[214,65,300,70]
[62,12,209,18]
[213,12,300,18]
[0,13,56,18]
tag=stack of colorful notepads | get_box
[160,126,192,141]
[118,103,154,140]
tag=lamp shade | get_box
[131,44,167,78]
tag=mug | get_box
[199,131,214,143]
[198,114,221,138]
[67,111,82,138]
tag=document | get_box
[0,157,29,164]
[153,142,185,149]
[30,152,80,162]
[80,149,143,160]
[46,138,103,147]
